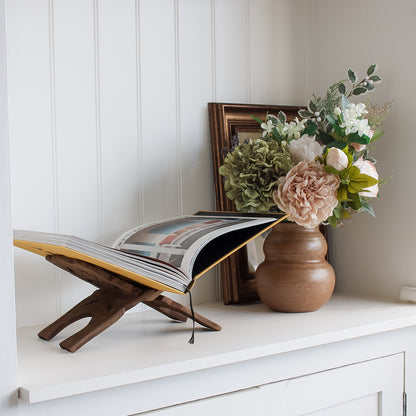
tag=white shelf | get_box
[17,294,416,404]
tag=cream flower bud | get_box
[334,107,341,116]
[326,147,349,171]
[354,157,379,197]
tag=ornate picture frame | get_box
[208,103,301,304]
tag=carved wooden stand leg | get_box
[144,296,221,331]
[38,255,221,352]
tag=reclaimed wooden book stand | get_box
[38,255,221,352]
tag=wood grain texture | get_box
[208,103,300,304]
[39,255,220,352]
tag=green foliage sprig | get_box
[299,64,382,136]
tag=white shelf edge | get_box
[17,295,416,404]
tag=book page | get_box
[114,215,277,277]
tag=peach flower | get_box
[273,161,341,229]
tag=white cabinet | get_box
[139,388,265,416]
[264,353,404,415]
[16,297,416,416]
[142,354,404,416]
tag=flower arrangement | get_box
[219,64,391,229]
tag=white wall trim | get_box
[93,0,104,237]
[0,0,18,412]
[47,0,61,318]
[210,0,217,102]
[135,0,144,225]
[174,0,183,216]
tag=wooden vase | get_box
[255,222,335,312]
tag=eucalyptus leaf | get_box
[338,83,346,94]
[298,109,312,118]
[369,75,382,83]
[366,83,375,91]
[348,68,357,83]
[367,64,377,76]
[267,114,279,124]
[352,86,367,95]
[308,100,317,113]
[278,111,286,124]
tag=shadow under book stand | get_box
[38,255,221,352]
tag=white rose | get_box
[354,157,379,197]
[288,135,324,164]
[326,147,349,171]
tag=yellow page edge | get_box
[13,240,184,295]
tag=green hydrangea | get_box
[219,138,294,212]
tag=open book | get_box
[13,211,288,294]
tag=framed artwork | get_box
[208,103,302,304]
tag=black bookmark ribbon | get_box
[188,290,195,344]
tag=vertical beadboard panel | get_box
[178,0,214,214]
[97,0,140,245]
[177,0,216,302]
[214,0,249,102]
[6,0,59,326]
[278,0,308,106]
[139,0,180,223]
[52,0,100,312]
[248,0,281,104]
[53,0,99,238]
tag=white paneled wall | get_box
[6,0,306,327]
